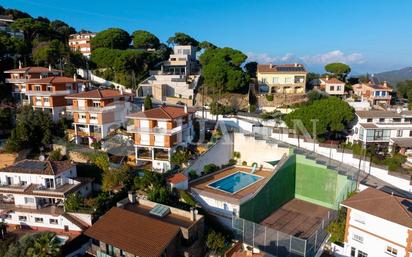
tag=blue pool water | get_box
[208,172,262,194]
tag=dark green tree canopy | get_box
[324,62,351,80]
[283,97,355,138]
[91,28,131,49]
[167,32,199,47]
[244,61,258,78]
[199,40,217,50]
[200,47,248,93]
[32,39,67,65]
[132,30,160,49]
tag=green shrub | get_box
[179,190,196,207]
[385,153,406,172]
[188,170,198,180]
[242,161,247,166]
[203,164,219,174]
[265,94,274,101]
[48,149,62,161]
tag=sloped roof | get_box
[356,110,401,118]
[4,66,62,74]
[0,160,75,176]
[320,77,345,84]
[257,63,307,73]
[342,188,412,228]
[84,207,180,257]
[128,106,195,120]
[66,89,132,99]
[167,173,188,184]
[26,76,87,84]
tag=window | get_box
[5,214,11,219]
[379,118,385,122]
[355,128,358,134]
[386,246,398,256]
[410,130,412,137]
[34,85,41,91]
[106,244,114,255]
[90,115,97,120]
[47,85,53,91]
[24,197,34,204]
[35,217,43,223]
[43,97,49,103]
[397,130,403,137]
[357,250,368,257]
[366,118,372,122]
[330,86,335,91]
[352,233,363,243]
[393,118,401,122]
[92,101,100,107]
[49,219,58,225]
[350,247,356,257]
[80,113,87,119]
[285,77,292,84]
[272,77,279,84]
[337,86,342,91]
[18,216,27,222]
[120,249,125,257]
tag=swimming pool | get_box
[208,171,263,194]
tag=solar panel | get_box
[15,161,47,170]
[149,204,170,218]
[276,66,305,72]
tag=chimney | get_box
[294,63,298,67]
[141,104,145,112]
[325,75,329,81]
[73,74,77,82]
[120,88,124,95]
[128,191,136,204]
[40,74,43,79]
[269,63,273,69]
[48,64,52,71]
[190,207,197,221]
[184,104,188,113]
[18,60,22,69]
[383,81,388,87]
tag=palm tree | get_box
[26,232,61,257]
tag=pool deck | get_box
[260,198,331,239]
[189,166,274,202]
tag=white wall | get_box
[344,208,409,257]
[233,132,288,168]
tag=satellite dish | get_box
[39,155,45,161]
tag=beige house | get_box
[353,81,392,106]
[318,76,345,95]
[257,63,307,94]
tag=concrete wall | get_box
[233,132,288,168]
[184,133,233,175]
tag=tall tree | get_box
[167,32,198,47]
[144,95,153,110]
[91,28,131,50]
[324,63,351,81]
[244,61,258,78]
[132,30,160,49]
[32,39,67,66]
[26,232,60,257]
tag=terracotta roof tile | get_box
[85,207,180,257]
[356,110,401,118]
[66,89,133,99]
[26,76,87,84]
[4,66,62,74]
[0,160,75,176]
[342,188,412,228]
[128,106,195,120]
[320,77,345,84]
[167,173,188,184]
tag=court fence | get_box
[232,210,337,257]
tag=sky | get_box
[2,0,412,74]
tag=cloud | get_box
[246,50,365,65]
[301,50,365,65]
[246,52,296,64]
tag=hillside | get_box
[374,67,412,86]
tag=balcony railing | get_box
[127,124,185,135]
[66,105,118,113]
[25,89,74,96]
[5,78,27,83]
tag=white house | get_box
[167,173,188,190]
[341,188,412,257]
[0,160,93,234]
[348,110,412,153]
[138,45,200,104]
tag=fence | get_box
[232,211,337,257]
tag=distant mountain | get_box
[373,67,412,86]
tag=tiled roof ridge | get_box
[159,106,173,120]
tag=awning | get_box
[266,160,280,166]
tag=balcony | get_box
[25,89,73,96]
[5,78,27,84]
[0,182,30,193]
[66,105,117,114]
[127,124,184,135]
